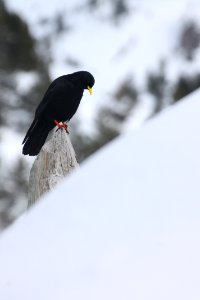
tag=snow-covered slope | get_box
[0,89,200,299]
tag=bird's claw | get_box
[54,120,69,134]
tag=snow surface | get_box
[0,89,200,299]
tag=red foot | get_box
[54,120,69,134]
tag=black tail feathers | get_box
[22,119,38,145]
[22,119,53,156]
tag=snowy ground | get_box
[0,88,200,299]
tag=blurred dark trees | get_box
[147,68,200,116]
[0,159,28,228]
[147,61,168,114]
[173,74,200,101]
[179,21,200,60]
[0,1,50,126]
[0,1,38,71]
[113,0,128,20]
[88,0,128,21]
[0,1,50,229]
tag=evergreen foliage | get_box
[179,21,200,60]
[0,1,50,228]
[173,74,200,101]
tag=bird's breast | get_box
[48,88,83,122]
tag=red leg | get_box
[62,122,69,134]
[54,120,69,133]
[54,119,63,128]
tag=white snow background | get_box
[2,0,200,166]
[2,0,200,172]
[6,0,200,128]
[0,89,200,299]
[2,0,200,170]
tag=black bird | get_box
[22,71,95,156]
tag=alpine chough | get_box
[22,71,95,156]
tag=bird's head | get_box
[69,71,95,95]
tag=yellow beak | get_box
[87,86,92,95]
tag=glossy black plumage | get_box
[22,71,95,156]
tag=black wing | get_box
[22,76,73,145]
[35,75,73,118]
